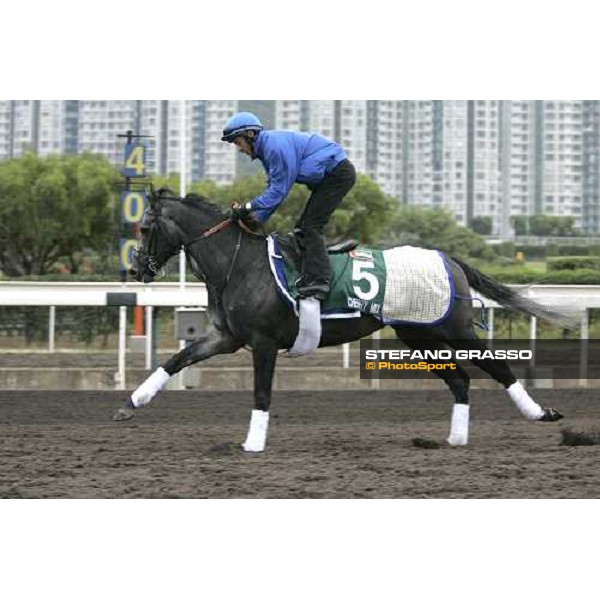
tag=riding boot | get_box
[295,227,331,301]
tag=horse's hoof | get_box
[113,399,136,422]
[240,443,264,454]
[538,407,564,422]
[446,435,468,446]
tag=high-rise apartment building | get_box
[275,100,308,130]
[582,100,600,233]
[403,100,436,209]
[366,100,403,200]
[203,100,237,184]
[77,100,140,165]
[541,101,583,221]
[275,100,403,198]
[400,100,593,235]
[0,100,215,184]
[470,100,502,227]
[0,100,79,158]
[500,101,537,230]
[0,102,12,158]
[0,99,599,236]
[402,100,502,228]
[137,100,198,182]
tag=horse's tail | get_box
[451,256,577,328]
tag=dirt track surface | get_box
[1,389,599,499]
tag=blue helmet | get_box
[221,112,264,142]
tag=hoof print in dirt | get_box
[208,443,238,456]
[411,437,441,450]
[560,428,600,446]
[113,407,135,422]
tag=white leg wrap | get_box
[447,403,470,446]
[131,367,170,407]
[507,382,544,420]
[242,410,270,452]
[287,297,322,357]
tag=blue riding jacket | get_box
[248,130,347,222]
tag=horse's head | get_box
[130,188,186,283]
[130,187,229,283]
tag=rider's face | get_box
[233,133,253,156]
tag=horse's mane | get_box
[154,186,225,218]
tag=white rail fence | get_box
[0,282,208,390]
[0,282,597,389]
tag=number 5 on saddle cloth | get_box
[267,234,457,326]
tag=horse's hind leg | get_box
[396,332,472,446]
[447,336,563,422]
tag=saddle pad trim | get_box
[268,235,298,316]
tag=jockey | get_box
[221,111,356,303]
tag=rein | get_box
[183,216,262,248]
[180,216,264,295]
[184,218,234,246]
[141,191,266,297]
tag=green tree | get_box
[260,173,397,244]
[529,215,556,236]
[555,216,576,236]
[511,215,578,237]
[470,216,493,235]
[382,205,494,260]
[159,172,398,245]
[0,153,118,276]
[150,174,221,202]
[322,174,398,243]
[512,215,528,235]
[527,215,577,237]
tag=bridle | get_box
[135,208,167,277]
[136,198,263,296]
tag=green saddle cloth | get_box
[283,247,387,317]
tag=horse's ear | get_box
[155,187,177,200]
[184,192,206,202]
[146,184,158,206]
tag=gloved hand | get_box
[228,202,252,221]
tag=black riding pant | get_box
[294,158,356,299]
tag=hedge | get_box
[505,244,600,261]
[482,266,600,284]
[547,256,600,272]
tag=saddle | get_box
[267,236,454,325]
[275,232,359,273]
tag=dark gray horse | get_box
[114,188,564,451]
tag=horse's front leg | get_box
[242,338,279,452]
[113,328,241,420]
